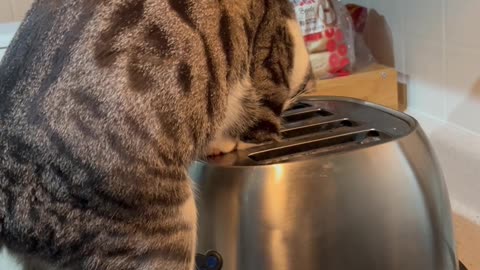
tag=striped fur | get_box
[0,0,311,269]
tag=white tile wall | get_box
[445,46,480,133]
[347,0,480,223]
[348,0,480,126]
[405,37,445,117]
[11,0,33,21]
[446,0,480,50]
[403,0,444,42]
[0,0,13,23]
[0,0,32,22]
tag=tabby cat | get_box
[0,0,312,269]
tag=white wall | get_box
[348,0,480,224]
[0,248,21,270]
[0,0,31,57]
[0,0,33,22]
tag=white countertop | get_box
[0,22,20,48]
[0,22,20,60]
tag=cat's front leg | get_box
[95,211,196,270]
[236,141,260,151]
[206,135,259,156]
[206,135,238,156]
[80,188,197,270]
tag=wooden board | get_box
[306,64,403,111]
[454,214,480,270]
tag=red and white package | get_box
[291,0,355,79]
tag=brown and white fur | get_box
[0,0,312,269]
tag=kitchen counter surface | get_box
[0,22,19,61]
[454,214,480,270]
[0,22,19,48]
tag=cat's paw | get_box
[236,141,260,150]
[206,136,238,156]
[206,147,226,157]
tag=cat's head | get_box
[240,0,313,144]
[207,0,313,155]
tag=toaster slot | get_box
[286,102,312,111]
[249,130,388,162]
[281,119,355,139]
[283,109,333,123]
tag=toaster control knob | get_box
[195,250,223,270]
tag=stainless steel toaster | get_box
[189,97,458,270]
